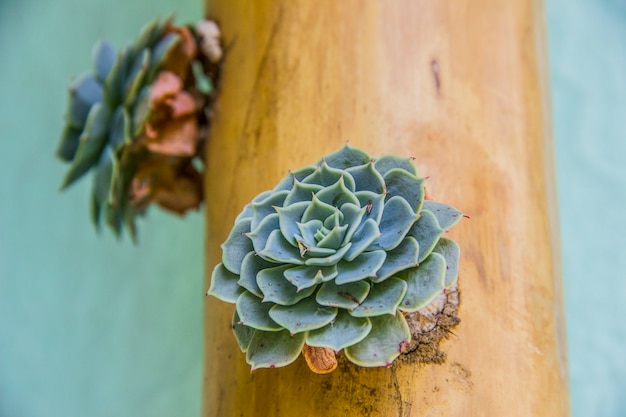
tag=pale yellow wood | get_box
[203,1,569,416]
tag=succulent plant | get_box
[207,144,464,371]
[56,18,221,239]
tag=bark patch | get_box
[396,287,460,365]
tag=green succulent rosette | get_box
[208,145,463,370]
[57,17,220,239]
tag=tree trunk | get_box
[203,1,569,416]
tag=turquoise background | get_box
[1,0,625,416]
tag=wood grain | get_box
[203,1,569,415]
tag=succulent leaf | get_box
[91,147,116,228]
[258,230,305,265]
[221,218,254,274]
[92,39,117,82]
[316,177,360,208]
[232,311,256,353]
[257,264,315,305]
[302,161,355,191]
[323,144,371,169]
[373,237,419,283]
[208,263,244,303]
[335,251,386,285]
[269,298,338,334]
[344,313,411,367]
[251,190,288,231]
[407,209,444,263]
[283,180,323,206]
[368,196,418,251]
[422,200,464,230]
[246,330,306,371]
[433,237,461,288]
[236,291,282,331]
[56,125,82,161]
[350,277,408,317]
[398,252,446,312]
[66,74,103,128]
[316,280,370,310]
[284,265,336,290]
[383,168,425,213]
[307,310,372,351]
[238,252,274,297]
[374,155,417,177]
[61,103,112,189]
[346,161,385,193]
[272,165,317,192]
[248,213,279,253]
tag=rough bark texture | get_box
[203,1,569,416]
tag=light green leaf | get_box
[433,238,461,288]
[221,218,253,274]
[236,292,282,331]
[344,314,411,367]
[65,73,103,128]
[373,237,419,283]
[246,330,306,371]
[344,219,381,261]
[92,38,116,82]
[257,264,315,305]
[61,102,111,189]
[354,191,385,224]
[422,201,464,230]
[339,203,366,245]
[283,180,322,206]
[124,48,150,107]
[368,197,418,251]
[248,213,279,253]
[301,161,355,191]
[316,224,349,250]
[208,263,244,303]
[232,311,256,353]
[384,168,425,213]
[301,194,337,224]
[258,230,304,265]
[307,310,372,351]
[374,155,417,177]
[316,280,370,310]
[346,161,385,193]
[56,124,82,162]
[350,277,407,317]
[276,201,309,245]
[269,298,337,334]
[316,177,360,208]
[238,252,275,298]
[398,252,446,312]
[273,165,317,192]
[304,243,352,266]
[335,250,386,284]
[284,265,336,291]
[323,143,371,169]
[251,190,288,230]
[407,210,444,263]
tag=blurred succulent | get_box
[208,144,464,372]
[56,17,222,239]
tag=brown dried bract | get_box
[130,154,202,215]
[302,344,338,374]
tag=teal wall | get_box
[1,0,626,416]
[547,1,626,416]
[0,1,205,416]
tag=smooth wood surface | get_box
[203,1,569,416]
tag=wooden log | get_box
[203,1,569,415]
